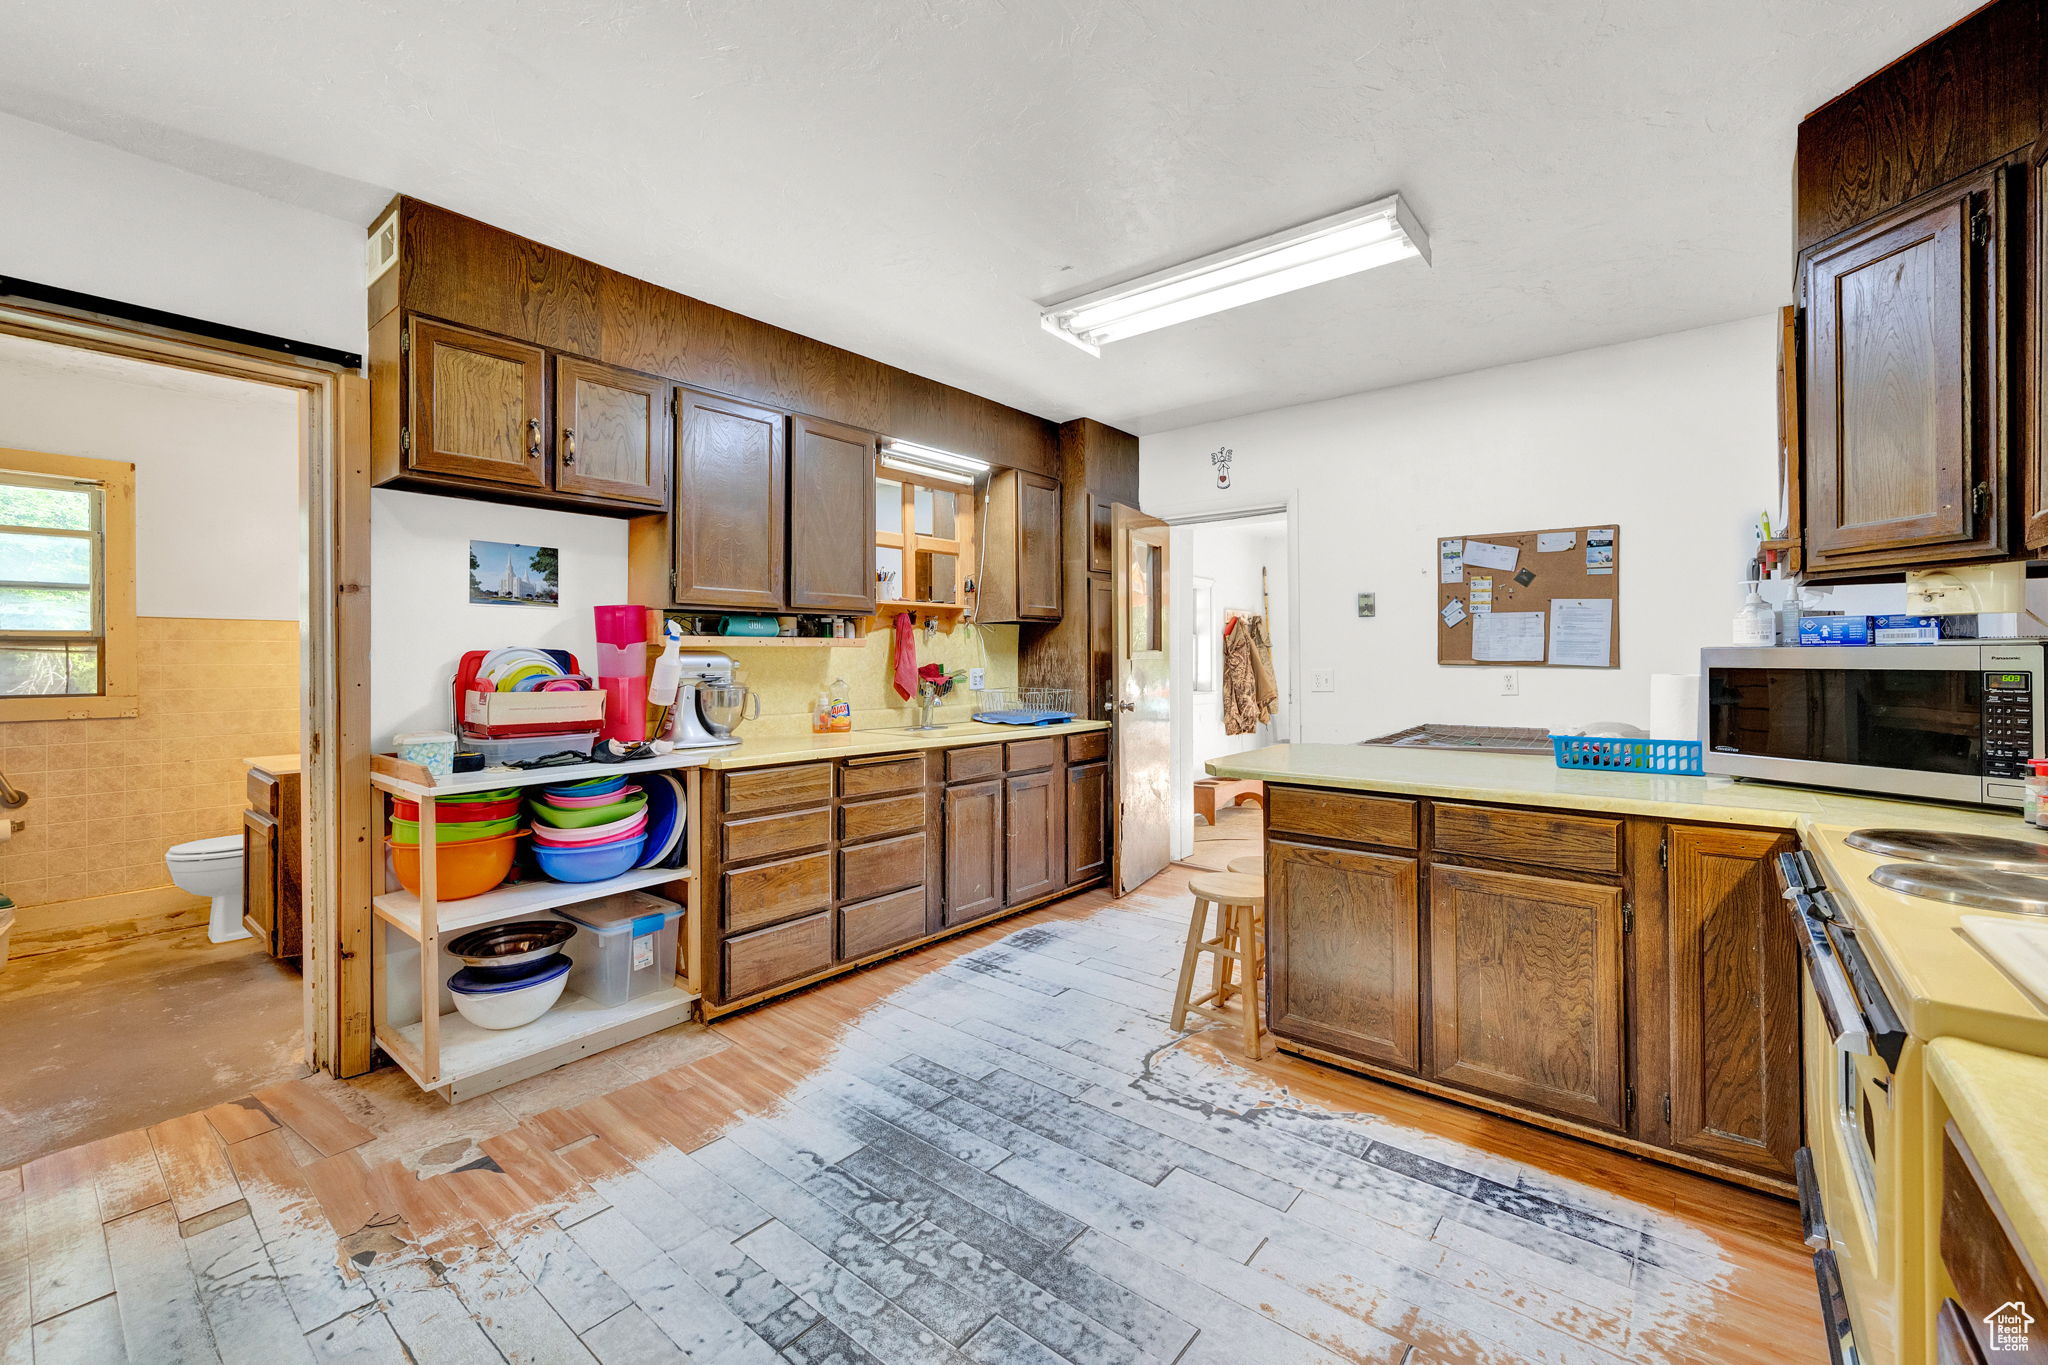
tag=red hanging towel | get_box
[892,612,917,699]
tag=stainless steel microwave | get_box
[1699,643,2045,808]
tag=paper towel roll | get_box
[1650,674,1700,741]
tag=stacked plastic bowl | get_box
[387,787,524,899]
[527,776,648,882]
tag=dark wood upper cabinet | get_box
[942,779,1004,926]
[1065,760,1109,887]
[1427,863,1626,1129]
[406,318,548,490]
[1660,824,1801,1180]
[553,356,669,507]
[1267,838,1420,1073]
[1004,768,1064,906]
[671,387,788,611]
[978,469,1063,622]
[2032,153,2048,548]
[1803,172,2007,571]
[788,415,879,613]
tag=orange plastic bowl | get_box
[387,831,520,900]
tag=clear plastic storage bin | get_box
[555,891,684,1006]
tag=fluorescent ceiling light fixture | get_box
[1039,193,1430,355]
[879,439,991,484]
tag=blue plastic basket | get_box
[1550,735,1704,775]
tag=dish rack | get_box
[972,687,1077,724]
[1550,734,1704,776]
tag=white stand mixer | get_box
[654,647,753,749]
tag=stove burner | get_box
[1844,827,2048,873]
[1869,863,2048,915]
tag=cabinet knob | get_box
[526,418,541,460]
[563,428,576,465]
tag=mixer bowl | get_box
[699,683,759,736]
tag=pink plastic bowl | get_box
[536,783,643,810]
[528,810,648,845]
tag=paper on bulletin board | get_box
[1465,540,1520,572]
[1441,597,1467,628]
[1468,575,1493,614]
[1548,597,1613,667]
[1473,611,1545,662]
[1537,531,1576,553]
[1586,528,1616,575]
[1439,539,1465,583]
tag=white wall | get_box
[370,490,630,743]
[1141,315,1780,741]
[0,332,300,620]
[0,112,365,355]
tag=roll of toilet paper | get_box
[1650,674,1700,741]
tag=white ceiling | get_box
[0,0,1974,434]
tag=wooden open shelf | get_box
[373,865,691,940]
[381,986,696,1102]
[672,634,863,649]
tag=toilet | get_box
[166,836,251,943]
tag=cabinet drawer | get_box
[840,832,925,902]
[946,745,1005,783]
[838,887,928,960]
[840,793,926,845]
[839,754,925,797]
[722,912,833,1001]
[723,850,832,936]
[723,763,834,815]
[247,770,280,816]
[1006,738,1059,772]
[1066,731,1108,764]
[723,806,831,864]
[1267,786,1417,849]
[1431,803,1620,873]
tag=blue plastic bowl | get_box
[533,834,647,883]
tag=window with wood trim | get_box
[875,470,978,607]
[0,449,137,719]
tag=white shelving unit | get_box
[369,750,713,1101]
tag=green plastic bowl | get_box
[390,814,522,844]
[440,786,520,803]
[528,792,647,829]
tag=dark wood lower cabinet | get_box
[1004,770,1063,905]
[1428,864,1627,1129]
[1258,781,1801,1189]
[1662,824,1802,1176]
[1266,839,1419,1072]
[943,780,1005,926]
[1065,761,1108,886]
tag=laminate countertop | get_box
[1927,1038,2048,1274]
[1206,743,2048,1054]
[700,718,1110,772]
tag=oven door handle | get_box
[1784,884,1872,1056]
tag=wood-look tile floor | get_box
[0,868,1824,1364]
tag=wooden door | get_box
[2032,154,2048,548]
[1065,761,1109,886]
[1663,824,1802,1178]
[407,318,547,489]
[788,415,879,612]
[1804,172,2003,567]
[242,809,278,951]
[1113,506,1171,892]
[1017,471,1063,619]
[1004,769,1063,905]
[942,779,1005,925]
[553,356,668,506]
[1428,864,1627,1128]
[1267,838,1420,1072]
[672,388,787,609]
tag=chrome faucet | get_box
[0,769,25,810]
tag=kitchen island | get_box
[1206,743,2048,1194]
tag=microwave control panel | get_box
[1982,671,2035,778]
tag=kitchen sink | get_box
[872,723,995,736]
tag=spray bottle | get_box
[648,618,686,740]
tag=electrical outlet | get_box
[968,668,985,690]
[1311,668,1336,693]
[1500,670,1519,696]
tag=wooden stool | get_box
[1170,871,1267,1057]
[1193,779,1222,826]
[1226,855,1265,877]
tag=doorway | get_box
[0,307,361,1165]
[1167,508,1295,866]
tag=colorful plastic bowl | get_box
[391,794,521,822]
[388,832,520,900]
[447,954,571,1029]
[529,811,647,845]
[535,783,642,810]
[529,792,647,830]
[533,835,647,883]
[389,814,522,845]
[542,776,626,797]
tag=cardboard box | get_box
[460,687,606,738]
[1798,615,1873,646]
[1870,614,1942,645]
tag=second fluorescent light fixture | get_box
[880,438,991,485]
[1039,193,1430,355]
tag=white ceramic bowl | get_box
[447,961,569,1030]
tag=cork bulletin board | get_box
[1436,525,1619,668]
